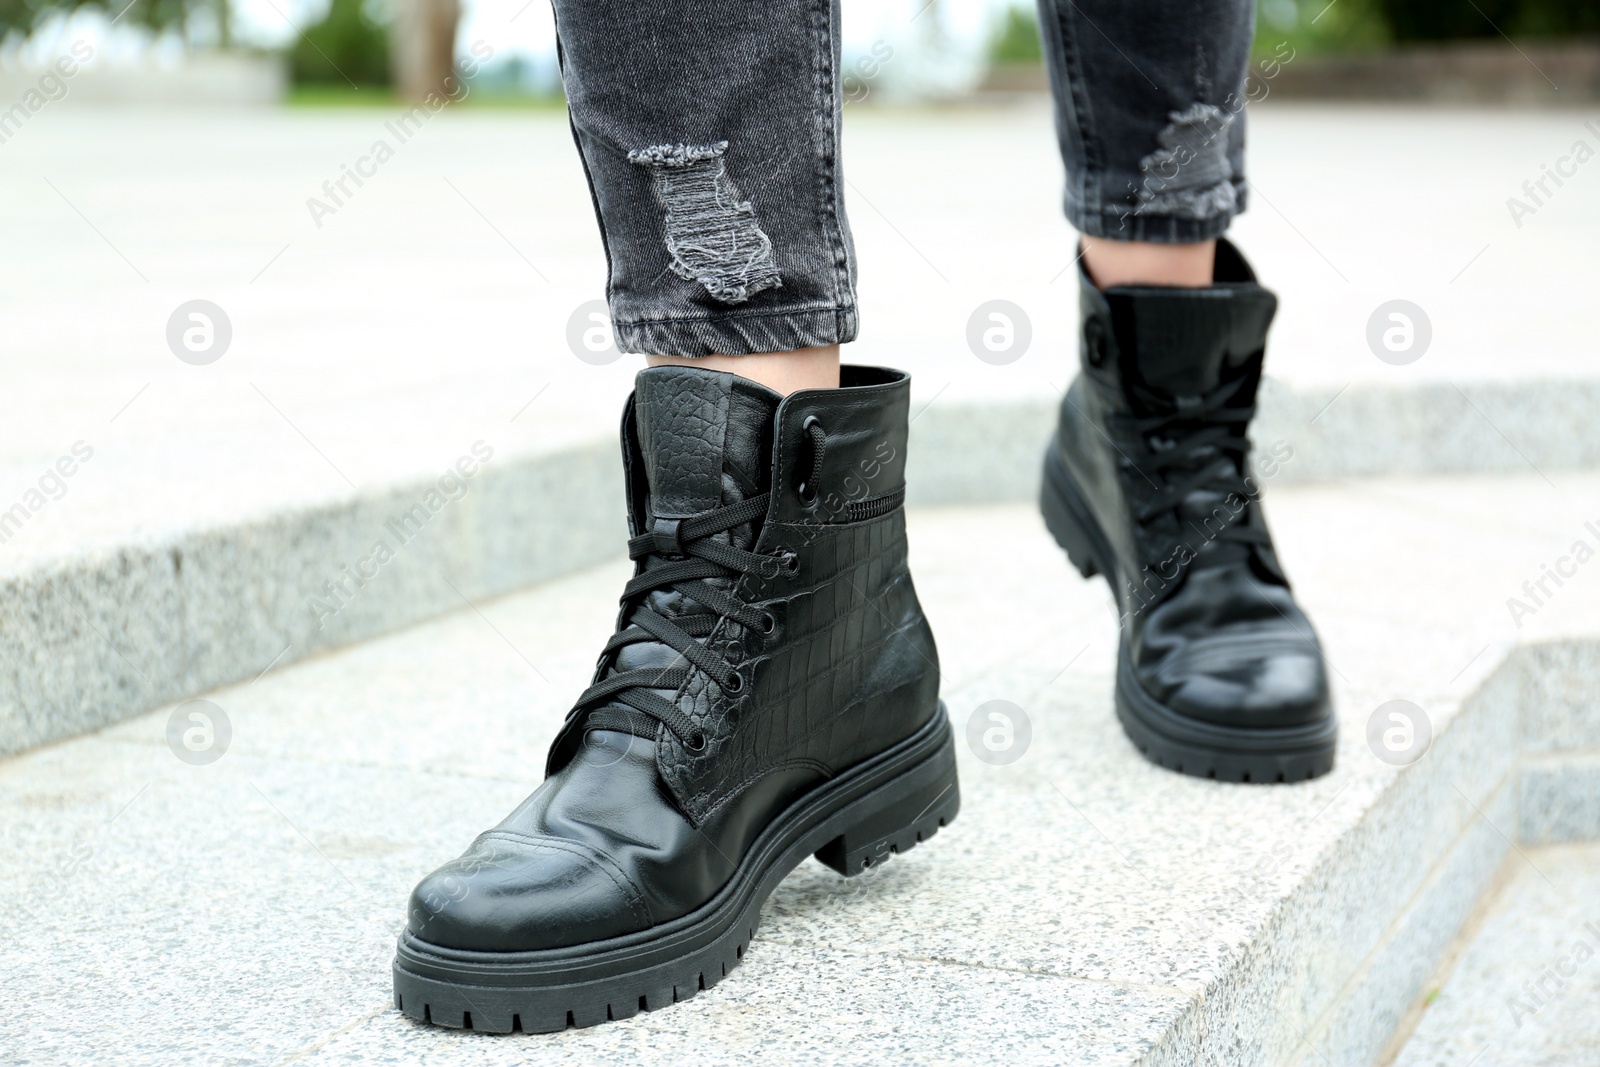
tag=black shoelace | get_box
[569,492,793,752]
[1123,374,1271,566]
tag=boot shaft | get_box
[622,365,913,544]
[556,364,940,825]
[1059,239,1289,601]
[1076,238,1278,411]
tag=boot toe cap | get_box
[1148,633,1331,728]
[1135,571,1333,730]
[406,832,654,952]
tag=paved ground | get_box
[0,101,1594,569]
[2,471,1597,1065]
[1394,844,1600,1066]
[4,95,1597,1065]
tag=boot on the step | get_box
[393,364,958,1032]
[1040,238,1336,783]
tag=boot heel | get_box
[814,728,959,877]
[1040,441,1103,579]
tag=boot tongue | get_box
[1102,284,1278,575]
[633,366,779,534]
[1104,284,1277,399]
[610,366,780,698]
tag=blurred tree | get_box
[1253,0,1390,57]
[1380,0,1600,40]
[291,0,389,86]
[1253,0,1600,58]
[1380,0,1517,40]
[988,5,1042,66]
[390,0,458,101]
[0,0,194,39]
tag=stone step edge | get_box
[916,375,1600,505]
[1142,638,1600,1067]
[5,374,1595,759]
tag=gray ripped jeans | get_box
[551,0,1257,357]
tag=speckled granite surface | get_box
[1392,844,1600,1067]
[6,101,1600,761]
[2,473,1598,1064]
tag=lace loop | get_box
[650,517,684,555]
[572,490,784,749]
[797,416,826,504]
[1121,374,1270,566]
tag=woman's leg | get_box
[1079,235,1217,287]
[552,0,854,391]
[646,345,840,394]
[392,1,955,1030]
[1037,0,1255,266]
[1036,0,1339,783]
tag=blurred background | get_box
[3,0,1600,105]
[3,3,1600,1065]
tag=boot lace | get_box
[569,492,792,751]
[1123,373,1271,567]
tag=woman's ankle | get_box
[646,345,841,396]
[1081,236,1216,289]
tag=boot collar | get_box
[1077,237,1278,409]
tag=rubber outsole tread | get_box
[394,713,960,1035]
[400,832,948,1033]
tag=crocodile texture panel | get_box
[659,508,940,824]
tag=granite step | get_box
[2,474,1596,1064]
[6,101,1596,759]
[8,371,1595,761]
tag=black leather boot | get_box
[393,365,957,1031]
[1041,240,1336,783]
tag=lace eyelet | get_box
[686,731,706,751]
[1085,318,1109,368]
[798,415,825,505]
[723,670,745,694]
[780,551,800,575]
[757,612,777,635]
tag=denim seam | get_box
[1047,0,1103,229]
[812,0,856,330]
[616,304,850,328]
[1078,209,1239,243]
[615,308,854,356]
[551,22,617,318]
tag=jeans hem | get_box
[615,306,858,356]
[1068,193,1247,244]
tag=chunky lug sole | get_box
[1041,440,1336,783]
[392,708,959,1033]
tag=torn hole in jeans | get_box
[628,142,782,305]
[1134,103,1239,220]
